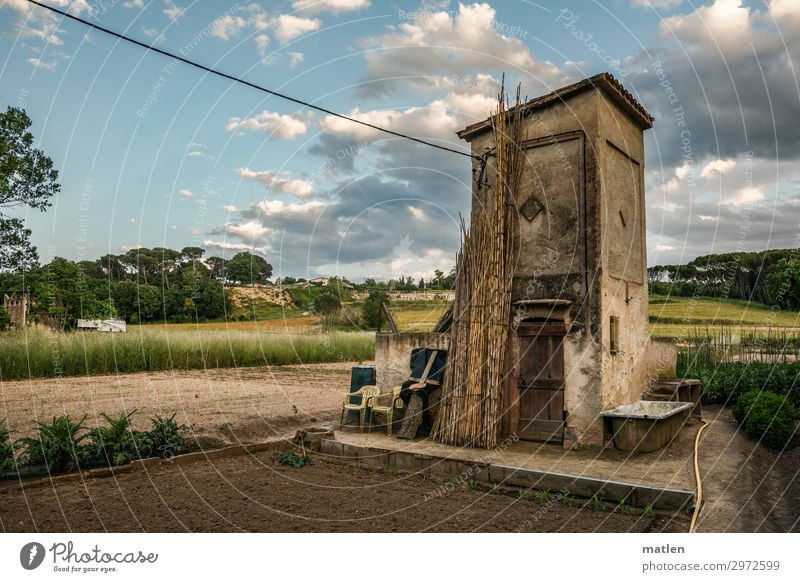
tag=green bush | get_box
[17,415,89,472]
[1,419,13,473]
[678,361,800,408]
[733,390,797,449]
[148,414,189,459]
[83,411,152,467]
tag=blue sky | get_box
[2,0,799,280]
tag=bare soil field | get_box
[0,363,355,445]
[0,451,686,533]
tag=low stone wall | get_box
[375,332,449,388]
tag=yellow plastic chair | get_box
[367,386,404,436]
[340,385,380,433]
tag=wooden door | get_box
[517,322,565,442]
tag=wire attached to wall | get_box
[24,0,480,161]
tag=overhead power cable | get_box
[25,0,480,160]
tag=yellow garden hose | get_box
[689,420,709,533]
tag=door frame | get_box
[513,320,566,443]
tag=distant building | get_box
[77,319,127,333]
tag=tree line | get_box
[648,248,800,310]
[0,247,274,328]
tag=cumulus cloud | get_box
[237,168,314,198]
[292,0,370,15]
[356,2,565,97]
[178,189,194,198]
[225,110,312,139]
[319,91,496,143]
[224,220,270,242]
[272,14,321,44]
[210,14,249,41]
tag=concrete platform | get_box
[321,426,700,510]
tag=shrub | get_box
[733,390,797,449]
[0,305,11,331]
[17,415,89,473]
[362,289,389,329]
[148,414,189,459]
[680,361,800,409]
[83,411,152,467]
[1,419,13,473]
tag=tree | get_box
[112,280,162,322]
[314,292,341,316]
[766,258,800,310]
[224,251,272,285]
[0,305,10,330]
[0,106,60,271]
[361,289,389,329]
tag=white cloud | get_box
[203,240,268,255]
[225,220,270,242]
[630,0,683,8]
[185,143,212,159]
[26,57,57,71]
[272,14,321,44]
[163,2,186,22]
[222,204,238,212]
[700,159,737,179]
[255,33,270,58]
[179,189,194,198]
[661,0,753,56]
[698,215,719,221]
[238,168,314,198]
[358,3,564,96]
[320,91,496,142]
[211,14,248,41]
[120,244,143,252]
[128,218,137,224]
[288,52,305,68]
[225,110,311,139]
[292,0,370,15]
[255,199,326,216]
[124,0,145,8]
[725,186,765,206]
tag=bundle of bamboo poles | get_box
[432,83,525,448]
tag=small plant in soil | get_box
[517,488,527,498]
[84,411,151,467]
[537,489,551,505]
[490,484,500,495]
[276,451,313,468]
[563,494,575,507]
[468,479,478,491]
[1,419,14,474]
[17,415,89,473]
[590,494,604,512]
[617,499,630,515]
[149,414,189,459]
[643,504,654,518]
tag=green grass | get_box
[0,328,375,380]
[649,294,800,333]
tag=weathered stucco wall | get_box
[375,332,449,389]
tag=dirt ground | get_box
[2,367,797,532]
[0,452,687,533]
[695,405,800,532]
[0,363,354,447]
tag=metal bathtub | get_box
[601,401,693,453]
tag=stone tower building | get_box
[457,73,676,447]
